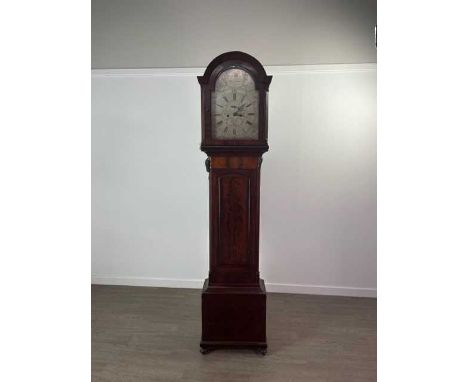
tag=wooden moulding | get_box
[210,156,260,170]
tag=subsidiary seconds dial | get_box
[211,68,259,140]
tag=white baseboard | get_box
[265,282,376,298]
[91,276,203,289]
[91,276,376,298]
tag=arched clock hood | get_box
[198,51,272,155]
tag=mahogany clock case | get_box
[198,52,272,354]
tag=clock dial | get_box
[211,68,259,140]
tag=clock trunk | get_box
[201,155,267,352]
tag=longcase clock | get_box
[197,51,272,354]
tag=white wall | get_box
[92,0,377,68]
[92,64,376,297]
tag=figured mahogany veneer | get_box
[208,155,262,285]
[198,52,272,354]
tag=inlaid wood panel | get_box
[217,174,250,266]
[211,156,259,170]
[209,165,260,285]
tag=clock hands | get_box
[220,98,254,118]
[232,103,248,116]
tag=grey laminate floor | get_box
[92,285,376,382]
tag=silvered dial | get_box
[211,68,259,140]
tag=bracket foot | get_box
[200,347,211,355]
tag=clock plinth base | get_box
[199,341,267,355]
[200,279,267,352]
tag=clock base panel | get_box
[201,278,267,350]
